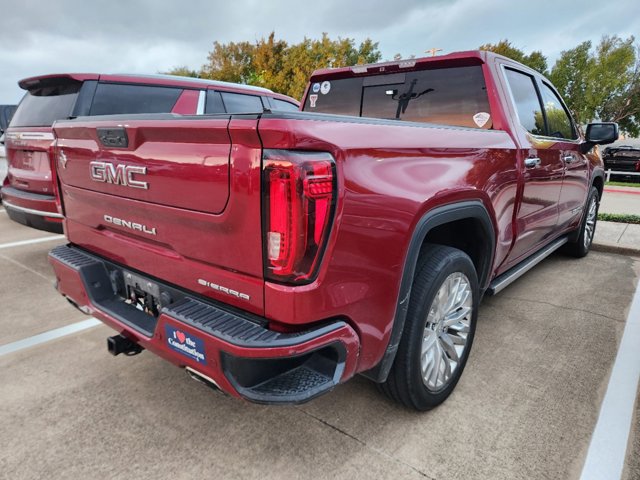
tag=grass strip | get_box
[598,213,640,224]
[605,181,640,188]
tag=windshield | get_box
[10,82,81,127]
[303,65,492,129]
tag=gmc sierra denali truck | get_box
[2,73,298,233]
[48,51,618,410]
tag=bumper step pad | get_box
[49,244,355,404]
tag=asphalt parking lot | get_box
[0,207,639,480]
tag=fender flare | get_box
[363,200,496,383]
[567,169,605,243]
[591,169,605,196]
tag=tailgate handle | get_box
[97,127,128,148]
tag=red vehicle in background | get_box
[2,74,299,233]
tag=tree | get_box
[163,66,200,78]
[550,36,639,135]
[479,40,548,74]
[548,41,594,124]
[198,32,381,100]
[595,38,639,136]
[201,40,257,84]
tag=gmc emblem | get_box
[89,161,148,190]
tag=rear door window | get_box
[303,66,492,129]
[220,92,264,113]
[504,69,546,136]
[10,82,81,127]
[89,83,182,115]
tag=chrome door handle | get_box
[525,157,541,168]
[563,155,575,164]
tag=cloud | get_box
[0,0,638,103]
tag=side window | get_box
[205,90,225,113]
[539,83,577,140]
[90,83,182,115]
[220,92,263,113]
[271,98,299,112]
[504,69,545,136]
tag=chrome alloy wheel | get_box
[584,196,598,249]
[421,272,473,391]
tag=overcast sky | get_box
[1,0,638,103]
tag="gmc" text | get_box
[89,161,148,189]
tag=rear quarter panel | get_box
[258,115,518,371]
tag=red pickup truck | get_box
[48,51,617,410]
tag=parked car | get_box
[602,145,640,182]
[48,51,616,410]
[2,74,299,233]
[0,105,17,186]
[0,104,17,137]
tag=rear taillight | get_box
[263,150,336,284]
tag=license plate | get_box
[123,271,160,316]
[13,150,44,170]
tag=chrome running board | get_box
[487,236,569,296]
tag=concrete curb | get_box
[592,240,640,258]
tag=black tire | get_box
[379,244,479,411]
[563,186,599,258]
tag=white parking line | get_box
[580,279,640,480]
[0,208,6,213]
[0,235,64,250]
[0,318,101,357]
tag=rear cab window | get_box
[303,65,492,129]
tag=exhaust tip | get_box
[186,367,222,392]
[107,335,143,356]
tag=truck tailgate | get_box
[53,116,265,315]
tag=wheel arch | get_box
[592,172,604,200]
[363,200,496,382]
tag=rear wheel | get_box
[564,186,599,258]
[379,244,478,410]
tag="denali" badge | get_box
[104,215,157,235]
[90,161,148,189]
